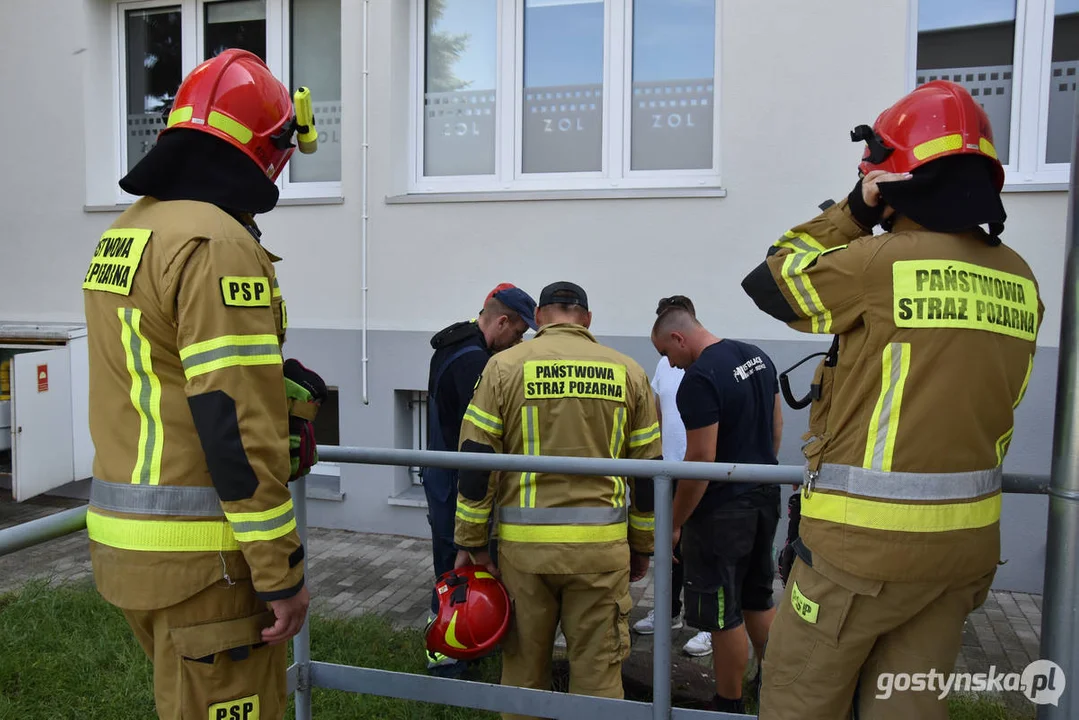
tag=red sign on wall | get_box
[37,364,48,393]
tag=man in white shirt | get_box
[633,297,712,658]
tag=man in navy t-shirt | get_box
[651,296,783,715]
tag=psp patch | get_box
[208,694,259,720]
[220,276,271,307]
[82,228,152,296]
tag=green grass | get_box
[0,580,1035,719]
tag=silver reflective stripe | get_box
[181,343,281,373]
[499,506,628,526]
[815,464,1002,501]
[231,508,296,535]
[89,476,224,517]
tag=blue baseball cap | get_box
[486,283,538,330]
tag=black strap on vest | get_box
[778,335,840,410]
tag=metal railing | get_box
[0,450,1056,720]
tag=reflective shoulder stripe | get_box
[499,506,627,525]
[628,513,655,532]
[519,406,540,509]
[179,334,282,380]
[814,464,1002,501]
[627,421,660,448]
[87,510,240,552]
[499,522,626,544]
[464,404,503,436]
[1014,354,1033,409]
[118,308,164,485]
[776,231,833,334]
[800,492,1001,533]
[90,477,223,517]
[862,342,911,472]
[223,500,296,543]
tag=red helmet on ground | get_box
[425,565,511,661]
[162,49,297,181]
[851,80,1005,191]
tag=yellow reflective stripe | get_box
[272,277,282,298]
[777,230,826,253]
[224,499,293,525]
[979,137,998,159]
[445,610,467,649]
[863,343,911,472]
[178,334,282,380]
[232,518,296,543]
[118,308,164,485]
[166,106,193,127]
[1014,354,1033,408]
[520,406,540,508]
[499,522,627,544]
[912,133,963,161]
[455,501,491,525]
[609,407,627,507]
[464,404,503,436]
[778,234,833,334]
[996,427,1015,465]
[629,513,654,532]
[87,510,240,552]
[208,110,253,144]
[801,492,1001,532]
[628,421,660,448]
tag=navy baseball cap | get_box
[486,283,538,330]
[538,281,588,311]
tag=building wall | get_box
[0,0,1071,594]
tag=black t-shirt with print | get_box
[676,339,779,516]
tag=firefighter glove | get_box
[283,358,328,480]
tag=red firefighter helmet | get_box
[425,565,511,661]
[162,49,296,181]
[852,80,1005,191]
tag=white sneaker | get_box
[633,609,684,635]
[683,630,713,657]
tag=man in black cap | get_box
[453,282,661,717]
[421,283,537,674]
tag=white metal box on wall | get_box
[0,323,93,502]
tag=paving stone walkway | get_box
[0,491,1045,682]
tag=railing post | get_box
[292,475,313,720]
[1039,96,1079,720]
[651,475,673,720]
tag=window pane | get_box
[916,0,1016,164]
[204,0,266,60]
[1047,1,1079,164]
[290,0,342,182]
[125,7,182,172]
[423,0,497,177]
[522,0,604,174]
[630,0,715,171]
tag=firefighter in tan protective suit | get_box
[741,80,1043,719]
[83,50,325,719]
[453,281,661,720]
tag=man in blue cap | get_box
[422,282,537,674]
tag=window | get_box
[117,0,341,201]
[912,0,1077,187]
[408,391,428,485]
[310,387,340,476]
[412,0,721,194]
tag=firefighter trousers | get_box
[758,554,995,720]
[498,559,633,720]
[121,577,287,720]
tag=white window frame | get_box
[908,0,1073,190]
[113,0,342,205]
[408,0,723,195]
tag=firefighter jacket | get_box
[82,198,303,611]
[742,199,1043,583]
[454,323,661,575]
